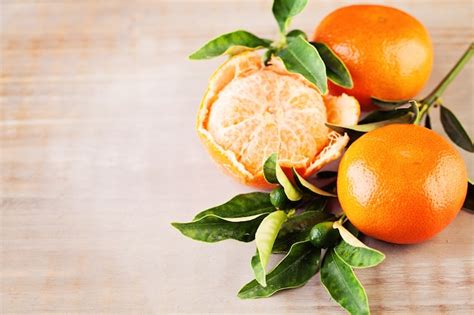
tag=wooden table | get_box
[1,0,473,314]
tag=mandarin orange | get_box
[196,52,360,188]
[313,5,433,108]
[337,124,467,244]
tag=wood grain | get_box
[1,0,473,314]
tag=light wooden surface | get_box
[1,0,473,314]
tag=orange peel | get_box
[197,51,360,188]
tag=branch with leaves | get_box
[178,0,474,314]
[189,0,352,95]
[173,154,384,315]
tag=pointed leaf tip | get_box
[172,214,268,243]
[278,36,328,94]
[239,241,320,299]
[252,211,287,286]
[189,30,271,60]
[193,192,273,220]
[272,0,309,33]
[263,153,279,184]
[440,105,474,152]
[321,249,370,315]
[311,42,353,88]
[292,167,336,197]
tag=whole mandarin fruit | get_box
[337,124,468,244]
[313,5,433,108]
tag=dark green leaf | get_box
[440,105,474,152]
[333,221,365,248]
[311,42,353,88]
[273,210,332,253]
[238,241,321,298]
[251,253,265,286]
[321,249,370,315]
[189,30,272,60]
[272,231,308,254]
[371,97,408,110]
[463,180,474,212]
[171,214,267,243]
[425,113,432,129]
[263,153,278,184]
[334,241,385,268]
[278,36,328,94]
[292,167,336,197]
[263,154,302,201]
[344,220,360,238]
[359,108,411,124]
[254,211,287,286]
[272,0,308,33]
[286,29,307,40]
[327,104,415,141]
[194,192,274,220]
[316,171,337,179]
[300,198,328,212]
[325,121,380,142]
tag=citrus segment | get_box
[197,52,360,187]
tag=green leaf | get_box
[286,29,307,40]
[263,153,278,184]
[171,214,267,243]
[321,249,370,315]
[189,30,272,60]
[327,104,415,141]
[311,42,353,88]
[272,0,308,34]
[273,210,332,253]
[263,154,302,201]
[358,108,412,124]
[276,162,302,201]
[425,113,432,129]
[463,180,474,212]
[292,168,336,197]
[344,220,360,238]
[324,121,375,142]
[254,211,287,286]
[194,192,274,220]
[332,220,385,267]
[371,97,408,110]
[278,36,328,94]
[251,253,265,286]
[333,221,367,248]
[440,105,474,152]
[334,241,385,269]
[238,241,321,298]
[300,198,328,212]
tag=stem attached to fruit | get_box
[417,43,473,123]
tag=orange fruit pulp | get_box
[197,51,360,188]
[337,124,468,244]
[313,4,433,109]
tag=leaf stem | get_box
[422,43,473,106]
[337,214,347,224]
